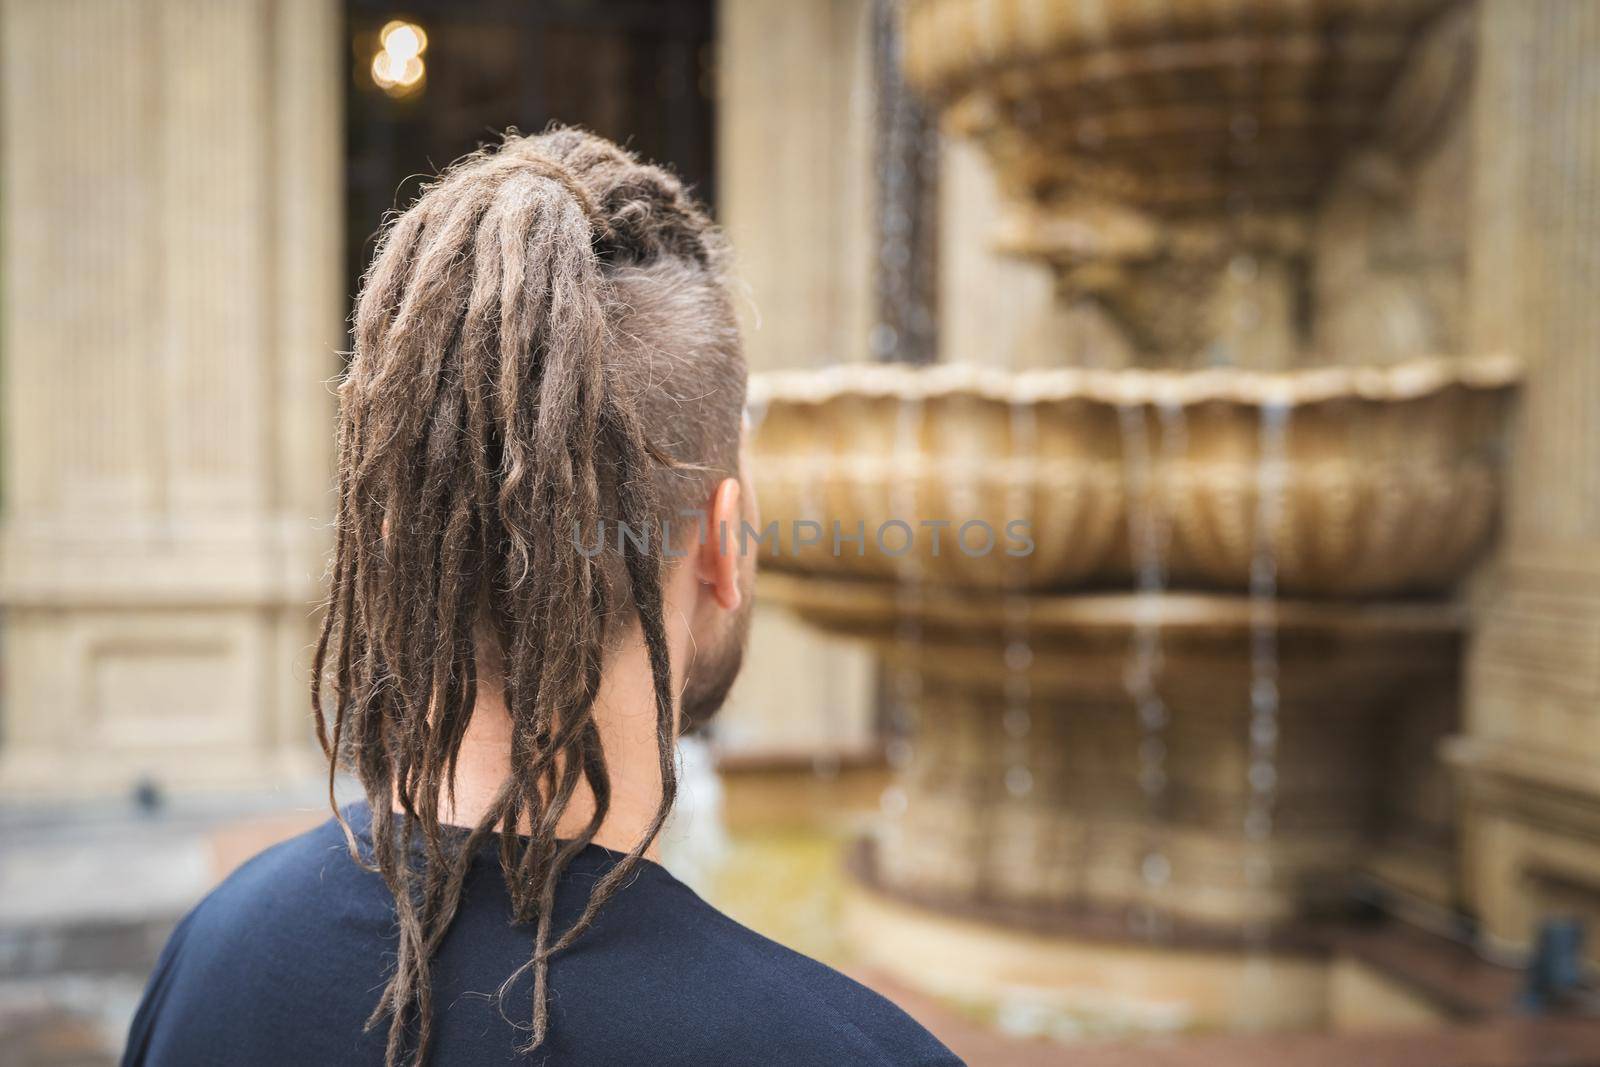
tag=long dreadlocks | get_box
[311,127,745,1066]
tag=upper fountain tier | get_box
[900,0,1464,361]
[747,354,1519,597]
[904,0,1455,216]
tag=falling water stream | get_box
[1117,397,1188,938]
[1216,41,1284,1028]
[1241,397,1292,1023]
[871,0,937,835]
[1001,400,1038,901]
[881,395,928,834]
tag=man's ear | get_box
[696,477,743,612]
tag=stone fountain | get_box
[747,0,1524,1036]
[901,0,1472,368]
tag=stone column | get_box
[0,0,342,794]
[1453,0,1600,956]
[715,0,879,764]
[718,0,876,373]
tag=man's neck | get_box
[402,629,678,859]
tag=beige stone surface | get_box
[1450,740,1600,961]
[768,575,1463,927]
[0,0,342,794]
[904,0,1457,365]
[717,0,880,761]
[1456,0,1600,957]
[938,138,1121,369]
[716,603,878,766]
[1326,957,1447,1033]
[717,0,875,373]
[1312,4,1476,365]
[748,356,1519,595]
[843,878,1332,1035]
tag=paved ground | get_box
[0,783,347,1066]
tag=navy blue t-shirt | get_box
[123,804,961,1065]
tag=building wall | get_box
[1454,0,1600,956]
[718,0,876,373]
[0,0,343,793]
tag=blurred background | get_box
[3,1,1600,1064]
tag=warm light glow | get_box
[371,51,424,89]
[371,19,426,97]
[379,20,427,63]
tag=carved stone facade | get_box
[1452,0,1600,960]
[0,0,342,793]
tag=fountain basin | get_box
[749,355,1519,596]
[764,574,1460,930]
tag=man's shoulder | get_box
[137,820,963,1066]
[567,869,963,1065]
[124,815,392,1066]
[699,921,965,1065]
[159,813,392,999]
[191,813,381,931]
